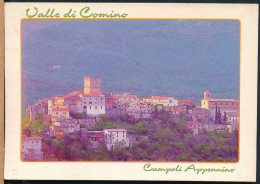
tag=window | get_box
[89,102,92,104]
[101,98,103,100]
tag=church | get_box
[201,91,239,123]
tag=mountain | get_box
[22,19,239,114]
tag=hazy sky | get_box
[22,19,239,111]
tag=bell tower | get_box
[204,91,211,99]
[84,76,101,94]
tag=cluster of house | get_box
[22,76,239,160]
[22,135,43,160]
[81,129,130,150]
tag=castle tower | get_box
[204,91,211,99]
[84,76,101,94]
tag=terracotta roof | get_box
[121,92,138,98]
[52,108,69,111]
[68,91,84,95]
[63,95,79,99]
[179,100,193,103]
[103,129,127,132]
[62,91,84,99]
[151,96,169,100]
[82,92,104,97]
[22,135,27,140]
[204,98,238,102]
[27,136,42,140]
[36,99,49,103]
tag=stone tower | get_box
[84,76,101,94]
[204,91,211,99]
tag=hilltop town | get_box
[22,76,239,161]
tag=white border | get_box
[4,3,258,181]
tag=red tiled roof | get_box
[104,129,127,132]
[179,100,193,103]
[37,99,49,103]
[68,91,84,95]
[62,91,84,99]
[27,136,42,140]
[204,98,238,102]
[52,108,69,111]
[82,92,104,97]
[151,96,169,100]
[22,135,27,140]
[121,92,138,98]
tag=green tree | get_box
[68,141,82,160]
[22,115,31,127]
[111,142,128,161]
[134,122,148,134]
[36,113,44,121]
[95,143,110,160]
[77,113,86,119]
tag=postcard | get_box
[4,3,258,181]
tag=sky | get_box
[21,19,240,112]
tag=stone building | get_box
[201,91,239,121]
[84,76,101,94]
[22,135,43,160]
[143,96,178,107]
[26,99,49,121]
[87,131,105,148]
[63,91,105,116]
[189,107,209,122]
[103,129,130,150]
[51,107,70,121]
[115,92,139,104]
[186,121,203,135]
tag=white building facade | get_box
[103,129,130,150]
[22,135,43,160]
[166,97,178,107]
